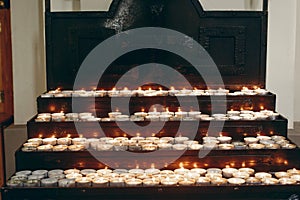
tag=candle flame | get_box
[166,107,169,112]
[67,134,71,138]
[148,88,152,91]
[51,135,56,138]
[123,87,128,91]
[152,133,156,137]
[38,134,43,138]
[178,107,182,112]
[284,160,288,165]
[170,86,175,90]
[225,165,230,168]
[115,108,119,112]
[242,162,246,167]
[253,86,258,90]
[159,87,162,91]
[230,162,235,167]
[151,163,155,169]
[153,107,157,112]
[179,162,184,168]
[141,108,145,112]
[260,106,265,110]
[194,87,198,90]
[136,133,141,137]
[193,163,198,168]
[79,134,83,138]
[138,87,142,91]
[136,165,140,169]
[270,131,274,135]
[112,87,116,91]
[219,132,223,137]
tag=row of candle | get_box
[7,167,300,188]
[35,109,280,123]
[108,109,280,121]
[41,87,269,98]
[21,135,297,152]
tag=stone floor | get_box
[288,122,300,146]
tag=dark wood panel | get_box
[0,9,13,115]
[27,117,288,139]
[15,149,300,172]
[2,185,300,200]
[45,0,268,90]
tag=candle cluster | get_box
[6,167,300,188]
[41,87,268,98]
[21,135,297,152]
[35,109,280,122]
[35,112,100,122]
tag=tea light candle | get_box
[6,180,23,188]
[92,177,109,187]
[97,144,114,151]
[265,143,281,149]
[207,168,222,174]
[114,143,128,151]
[160,137,174,144]
[134,112,148,117]
[53,145,68,152]
[81,169,96,176]
[255,172,272,179]
[115,115,130,121]
[205,173,222,179]
[128,169,145,176]
[76,177,92,187]
[239,168,255,176]
[143,178,160,187]
[232,171,250,179]
[113,169,128,174]
[174,168,189,175]
[291,174,300,182]
[229,116,242,120]
[178,178,195,186]
[227,110,240,116]
[142,144,157,151]
[232,142,247,149]
[275,172,290,179]
[23,179,40,187]
[64,169,80,174]
[211,177,227,185]
[57,137,72,145]
[48,173,65,180]
[28,138,43,145]
[15,170,31,176]
[174,136,189,144]
[68,145,85,151]
[218,144,234,150]
[271,135,286,141]
[282,144,297,149]
[278,178,297,185]
[228,178,245,185]
[246,177,261,184]
[222,168,238,178]
[262,178,279,185]
[37,144,53,151]
[48,169,64,176]
[128,143,142,151]
[97,169,113,175]
[188,144,203,150]
[144,168,160,175]
[196,177,210,185]
[43,138,57,145]
[188,111,201,118]
[125,178,143,187]
[191,168,206,176]
[244,137,259,144]
[161,178,178,186]
[249,143,265,149]
[287,168,300,175]
[158,143,173,150]
[58,179,75,187]
[23,142,39,148]
[41,178,58,187]
[172,144,187,150]
[32,169,48,178]
[72,137,87,145]
[66,173,82,180]
[110,178,125,187]
[203,143,217,150]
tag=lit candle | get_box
[97,168,113,175]
[172,144,187,150]
[249,143,265,149]
[244,137,259,145]
[65,173,82,180]
[211,177,227,185]
[125,178,143,187]
[262,178,279,185]
[57,137,72,145]
[287,168,300,175]
[222,168,238,178]
[68,145,85,151]
[217,136,232,144]
[43,137,57,145]
[37,144,53,151]
[196,177,210,185]
[178,178,195,186]
[239,168,255,176]
[255,172,272,179]
[92,177,109,187]
[58,179,76,187]
[174,136,189,144]
[246,177,261,184]
[227,178,245,185]
[143,178,160,187]
[110,178,125,187]
[76,177,92,187]
[41,178,58,187]
[161,177,178,186]
[53,145,68,152]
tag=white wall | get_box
[267,0,297,128]
[11,0,46,125]
[10,0,300,127]
[295,1,300,122]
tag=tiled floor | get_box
[288,122,300,146]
